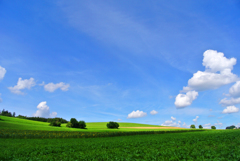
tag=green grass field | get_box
[0,116,181,132]
[1,130,240,160]
[1,115,237,160]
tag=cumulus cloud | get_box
[183,50,238,91]
[127,110,147,118]
[203,50,236,73]
[193,116,199,123]
[44,82,70,92]
[150,110,158,115]
[171,116,176,121]
[0,66,6,80]
[8,78,36,95]
[229,81,240,97]
[183,69,238,91]
[176,50,238,108]
[222,106,239,114]
[220,97,240,106]
[178,121,181,124]
[220,81,240,106]
[33,101,57,118]
[175,91,198,108]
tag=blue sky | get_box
[1,0,240,129]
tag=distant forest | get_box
[0,109,68,123]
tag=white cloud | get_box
[0,66,6,80]
[171,116,176,121]
[183,50,238,92]
[175,90,198,108]
[8,78,36,95]
[203,123,211,129]
[220,97,240,106]
[183,70,238,92]
[178,121,181,124]
[44,82,70,92]
[127,110,147,118]
[33,101,57,118]
[182,122,188,128]
[229,81,240,98]
[117,119,122,121]
[220,81,240,107]
[222,106,239,114]
[150,110,158,115]
[176,50,238,108]
[214,120,223,128]
[193,116,199,122]
[236,123,240,128]
[202,50,236,73]
[161,120,180,127]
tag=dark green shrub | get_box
[190,124,195,129]
[107,121,119,129]
[66,122,72,127]
[199,125,203,129]
[70,118,79,128]
[49,120,61,127]
[211,126,216,129]
[79,121,86,129]
[226,125,236,129]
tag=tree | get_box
[79,121,86,129]
[199,125,203,129]
[190,124,195,129]
[66,122,72,128]
[211,126,216,129]
[107,121,119,129]
[49,119,61,127]
[226,125,236,129]
[13,112,16,117]
[70,118,79,128]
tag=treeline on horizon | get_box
[1,109,240,129]
[0,109,68,123]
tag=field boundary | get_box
[0,129,207,139]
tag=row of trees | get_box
[0,109,15,117]
[226,125,240,129]
[0,109,68,123]
[1,109,120,129]
[66,118,86,129]
[190,124,216,129]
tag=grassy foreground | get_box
[1,130,240,160]
[0,116,183,132]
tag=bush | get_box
[70,118,79,128]
[49,120,61,127]
[190,124,195,129]
[107,121,119,129]
[66,122,72,128]
[79,121,86,129]
[211,126,216,129]
[199,125,203,129]
[226,125,236,129]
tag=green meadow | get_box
[0,116,179,132]
[2,115,238,160]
